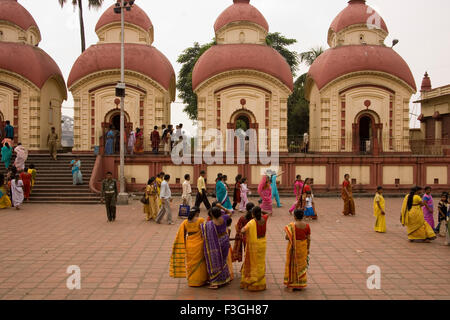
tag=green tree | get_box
[59,0,104,53]
[266,32,299,77]
[177,33,299,121]
[299,46,325,67]
[176,41,215,120]
[288,47,324,136]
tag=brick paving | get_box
[0,197,449,300]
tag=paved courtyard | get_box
[0,196,449,300]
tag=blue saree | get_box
[201,215,231,286]
[216,181,232,210]
[105,130,115,155]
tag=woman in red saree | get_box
[232,202,255,262]
[284,209,311,290]
[133,128,144,154]
[19,168,32,201]
[342,174,355,216]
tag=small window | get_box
[351,178,357,185]
[176,178,181,184]
[48,105,53,124]
[395,179,400,185]
[434,178,439,184]
[359,34,366,44]
[239,31,245,43]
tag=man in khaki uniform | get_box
[101,172,118,222]
[47,127,58,160]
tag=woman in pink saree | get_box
[289,175,304,214]
[258,175,272,214]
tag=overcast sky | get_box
[19,0,450,134]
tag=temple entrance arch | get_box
[227,109,259,157]
[353,110,382,155]
[102,109,132,154]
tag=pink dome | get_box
[308,45,416,91]
[192,44,293,91]
[0,42,66,95]
[214,0,269,33]
[68,43,175,95]
[329,0,388,34]
[95,3,153,32]
[0,0,40,34]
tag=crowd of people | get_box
[340,174,449,243]
[104,123,187,156]
[0,133,35,210]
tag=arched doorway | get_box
[353,111,382,155]
[102,109,132,154]
[235,114,250,131]
[228,109,258,157]
[359,116,372,153]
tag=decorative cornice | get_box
[320,70,415,94]
[69,69,166,95]
[194,69,291,95]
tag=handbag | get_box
[140,194,149,205]
[179,204,190,218]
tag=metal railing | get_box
[287,136,449,156]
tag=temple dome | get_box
[193,44,293,91]
[308,45,416,91]
[329,0,388,34]
[0,42,66,96]
[214,0,269,33]
[95,3,153,32]
[0,0,40,35]
[67,43,175,99]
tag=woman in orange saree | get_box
[284,209,311,290]
[240,206,268,291]
[170,207,208,287]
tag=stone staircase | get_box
[21,154,100,204]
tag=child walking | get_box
[436,192,448,236]
[373,186,386,233]
[239,178,250,212]
[303,191,316,220]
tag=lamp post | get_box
[114,0,135,205]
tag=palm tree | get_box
[299,46,325,67]
[59,0,104,53]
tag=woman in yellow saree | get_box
[401,186,436,242]
[0,174,12,209]
[240,206,268,291]
[156,172,164,209]
[284,209,310,291]
[170,207,208,287]
[143,177,158,221]
[373,186,386,233]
